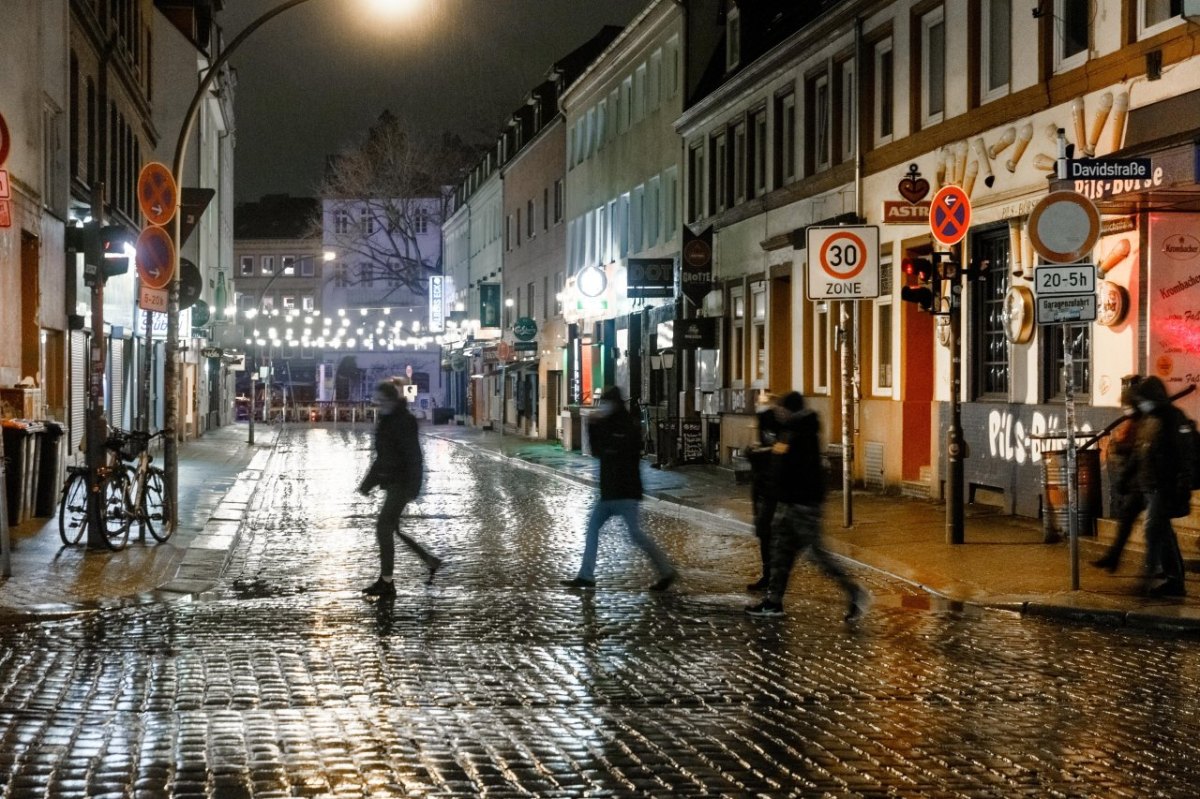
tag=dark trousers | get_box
[1100,492,1145,567]
[376,487,435,578]
[751,482,777,580]
[766,503,857,605]
[1143,490,1185,586]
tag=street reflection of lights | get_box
[347,338,356,347]
[383,308,391,314]
[412,321,421,332]
[341,319,350,327]
[338,309,346,317]
[360,308,368,316]
[256,338,266,346]
[245,308,258,319]
[268,328,277,338]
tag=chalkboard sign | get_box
[678,420,705,464]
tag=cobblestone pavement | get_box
[1,425,1199,798]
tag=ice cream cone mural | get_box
[989,127,1016,159]
[1087,92,1113,157]
[1111,92,1129,152]
[936,148,948,188]
[1033,153,1056,171]
[1006,123,1033,172]
[1098,238,1131,277]
[1071,97,1087,155]
[1009,219,1024,275]
[973,137,994,188]
[1021,222,1035,279]
[964,160,979,196]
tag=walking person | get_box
[746,394,784,592]
[1091,375,1145,573]
[359,381,441,597]
[562,386,677,592]
[1122,376,1188,597]
[745,392,869,622]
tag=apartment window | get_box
[527,200,535,238]
[543,275,550,319]
[749,281,767,386]
[596,99,607,151]
[921,7,946,125]
[620,76,633,132]
[282,295,296,310]
[663,166,678,237]
[527,282,535,318]
[555,271,564,314]
[809,73,831,172]
[731,120,748,203]
[586,106,597,157]
[648,50,662,112]
[606,200,617,261]
[301,293,315,311]
[748,107,767,199]
[875,261,894,393]
[726,6,741,70]
[261,255,275,276]
[634,64,647,124]
[774,89,796,186]
[618,192,631,257]
[840,60,856,162]
[335,210,351,234]
[543,188,550,230]
[41,103,63,212]
[608,89,620,142]
[688,142,706,221]
[730,286,745,385]
[982,0,1012,101]
[240,256,254,276]
[631,185,645,255]
[1140,0,1183,36]
[710,131,728,213]
[874,39,894,143]
[516,208,522,247]
[646,176,661,247]
[665,35,681,98]
[261,294,275,311]
[415,207,429,234]
[281,255,296,275]
[300,257,315,277]
[334,262,348,287]
[238,293,256,314]
[360,208,376,235]
[506,214,514,250]
[554,179,564,223]
[1054,0,1089,71]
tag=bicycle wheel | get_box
[103,467,132,550]
[58,471,89,546]
[141,466,173,542]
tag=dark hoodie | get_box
[1127,376,1184,495]
[589,387,643,500]
[771,393,827,507]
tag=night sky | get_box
[220,0,650,202]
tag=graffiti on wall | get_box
[986,407,1095,464]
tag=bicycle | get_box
[117,428,173,542]
[58,431,135,549]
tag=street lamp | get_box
[164,0,409,526]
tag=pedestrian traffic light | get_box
[99,225,133,277]
[65,222,132,284]
[900,283,935,311]
[902,257,934,283]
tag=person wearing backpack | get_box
[1123,376,1188,597]
[745,392,869,622]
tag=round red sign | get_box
[136,226,176,290]
[929,185,972,246]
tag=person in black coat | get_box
[745,392,868,621]
[561,386,677,591]
[358,381,441,597]
[746,395,784,592]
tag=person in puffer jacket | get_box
[745,392,869,622]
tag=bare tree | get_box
[318,111,482,300]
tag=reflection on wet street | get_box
[0,426,1197,797]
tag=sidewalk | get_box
[428,424,1200,632]
[4,420,1198,632]
[0,423,276,620]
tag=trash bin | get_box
[2,419,45,526]
[35,421,66,517]
[1042,448,1101,540]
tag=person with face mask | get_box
[1120,376,1187,597]
[561,386,677,592]
[358,381,441,597]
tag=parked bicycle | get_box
[58,427,172,549]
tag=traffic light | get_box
[901,256,937,312]
[99,225,132,277]
[65,222,132,284]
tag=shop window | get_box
[1044,321,1091,401]
[750,281,767,387]
[874,259,894,393]
[972,229,1011,398]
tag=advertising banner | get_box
[1148,213,1200,420]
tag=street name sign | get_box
[1067,158,1151,180]
[805,225,880,300]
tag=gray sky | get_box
[219,0,649,201]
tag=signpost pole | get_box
[1064,327,1080,590]
[946,250,965,545]
[840,300,853,527]
[86,184,110,549]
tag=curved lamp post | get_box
[164,0,326,526]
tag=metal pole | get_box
[86,184,110,549]
[946,259,965,544]
[1,432,10,577]
[1064,327,1080,590]
[840,301,853,527]
[167,0,322,528]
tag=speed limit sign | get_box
[805,225,880,300]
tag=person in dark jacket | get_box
[1092,375,1146,573]
[358,381,441,597]
[745,392,869,621]
[746,395,784,592]
[1121,376,1187,597]
[562,386,677,591]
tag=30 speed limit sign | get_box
[805,225,880,300]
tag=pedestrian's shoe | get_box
[427,557,443,585]
[362,578,396,597]
[560,576,597,589]
[1090,555,1119,573]
[844,586,871,623]
[746,577,769,593]
[1146,580,1187,598]
[649,571,678,592]
[745,599,784,617]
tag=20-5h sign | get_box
[805,225,880,300]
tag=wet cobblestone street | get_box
[1,426,1198,797]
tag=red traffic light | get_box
[902,257,934,282]
[900,285,935,312]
